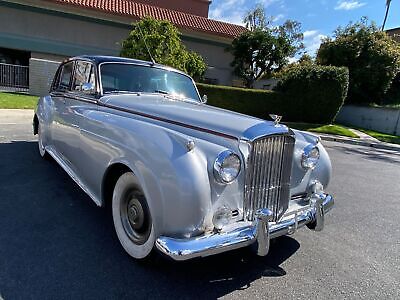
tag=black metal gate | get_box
[0,63,29,93]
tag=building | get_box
[387,27,400,43]
[0,0,246,95]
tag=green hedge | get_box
[383,73,400,105]
[197,83,281,120]
[197,65,349,124]
[275,65,349,123]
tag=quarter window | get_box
[72,61,96,92]
[58,62,74,91]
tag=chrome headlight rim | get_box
[301,144,320,169]
[213,150,241,184]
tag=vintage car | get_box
[33,55,334,261]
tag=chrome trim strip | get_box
[241,125,292,142]
[155,193,334,261]
[64,93,98,104]
[46,146,102,207]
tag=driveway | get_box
[0,110,399,299]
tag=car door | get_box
[66,60,98,171]
[51,61,75,162]
[71,63,111,205]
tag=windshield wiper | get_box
[151,90,200,103]
[154,89,169,95]
[103,90,139,95]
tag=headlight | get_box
[213,150,241,183]
[301,145,320,169]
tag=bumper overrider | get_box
[155,193,334,261]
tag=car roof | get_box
[67,55,186,75]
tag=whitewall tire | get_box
[37,123,48,158]
[112,172,155,259]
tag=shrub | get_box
[274,64,349,123]
[317,18,400,105]
[196,64,349,124]
[196,83,281,119]
[383,73,400,105]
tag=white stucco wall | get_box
[336,105,400,136]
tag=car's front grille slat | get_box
[244,134,295,221]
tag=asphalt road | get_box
[0,110,399,299]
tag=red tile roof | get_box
[47,0,246,39]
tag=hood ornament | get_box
[269,114,282,126]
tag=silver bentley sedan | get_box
[33,56,334,261]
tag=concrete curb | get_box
[318,134,400,152]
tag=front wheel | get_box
[112,172,156,259]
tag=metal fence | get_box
[0,63,29,93]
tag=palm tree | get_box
[381,0,392,31]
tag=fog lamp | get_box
[311,180,324,195]
[212,206,232,231]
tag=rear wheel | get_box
[112,172,155,259]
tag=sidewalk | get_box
[0,109,34,124]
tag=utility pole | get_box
[381,0,392,31]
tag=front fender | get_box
[35,96,52,126]
[34,96,53,145]
[92,110,222,238]
[290,130,332,195]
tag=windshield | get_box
[100,63,200,102]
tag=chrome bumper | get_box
[155,193,334,261]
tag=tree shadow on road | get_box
[329,144,400,164]
[0,141,300,299]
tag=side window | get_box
[50,66,62,92]
[58,62,74,91]
[72,61,96,93]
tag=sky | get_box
[209,0,400,56]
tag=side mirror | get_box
[201,94,208,104]
[82,82,95,94]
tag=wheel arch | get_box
[101,162,132,209]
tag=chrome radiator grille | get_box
[244,135,295,221]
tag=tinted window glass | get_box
[73,61,95,92]
[100,64,200,102]
[59,62,73,90]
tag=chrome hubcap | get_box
[120,190,151,245]
[127,198,145,230]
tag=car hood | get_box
[99,93,289,140]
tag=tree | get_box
[243,3,271,31]
[120,17,206,80]
[229,19,304,88]
[185,51,207,81]
[298,54,314,65]
[317,18,400,104]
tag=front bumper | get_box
[155,193,334,261]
